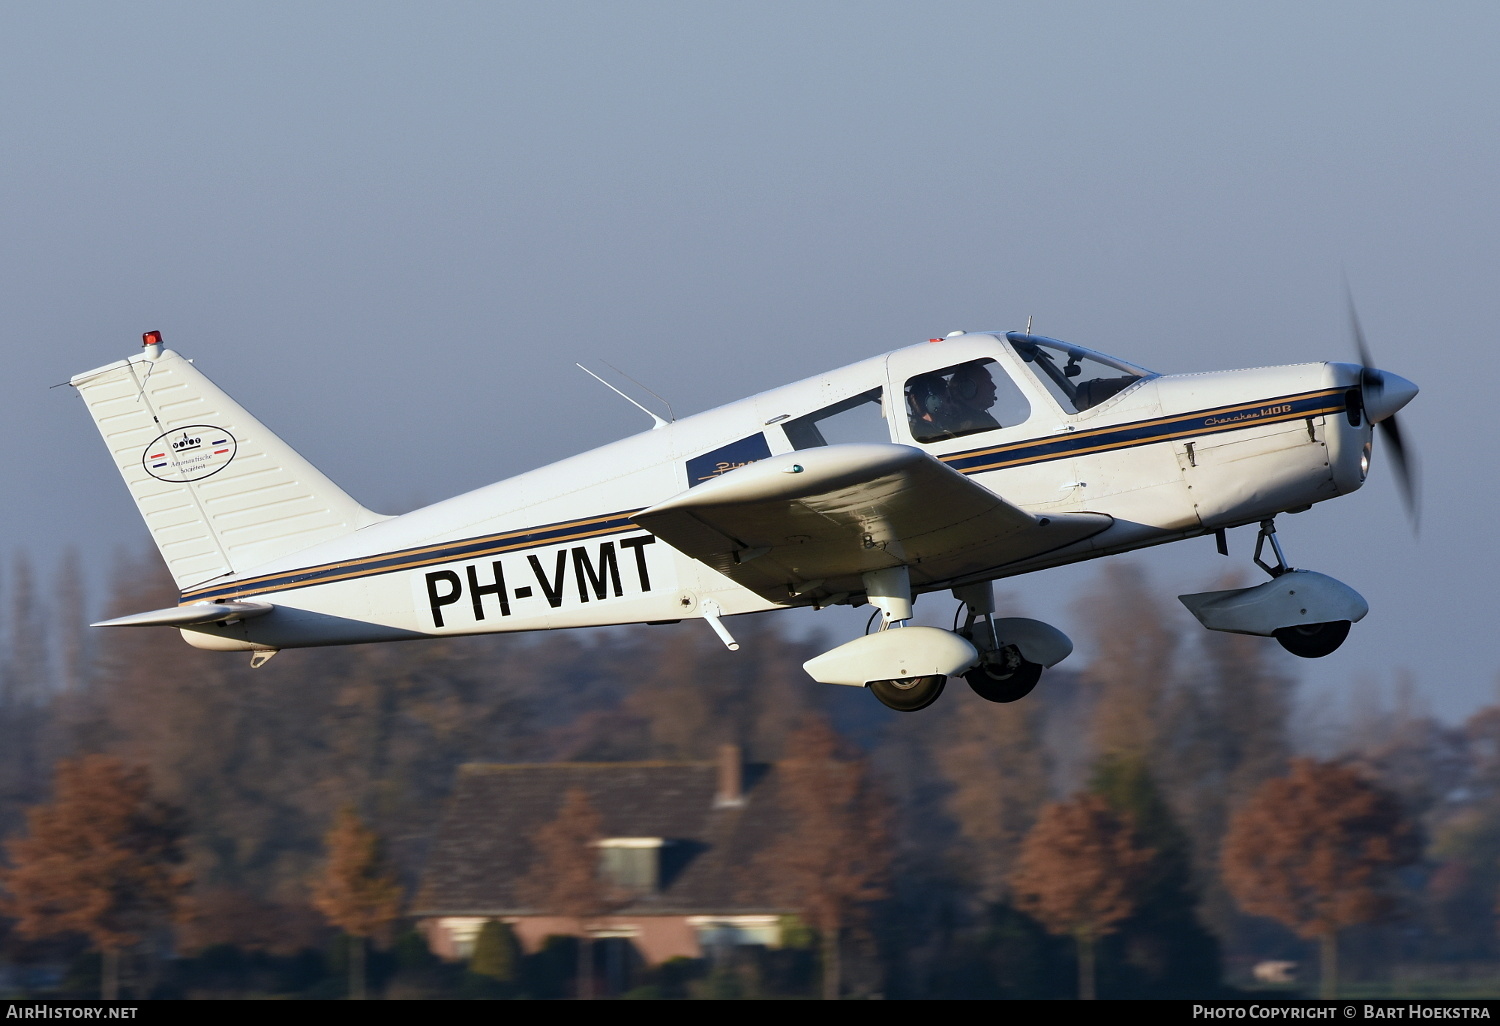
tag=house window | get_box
[688,915,783,948]
[438,917,488,959]
[597,837,664,894]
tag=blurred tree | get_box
[0,754,188,999]
[1074,562,1178,763]
[53,548,90,696]
[77,552,540,915]
[761,718,891,999]
[1159,605,1295,951]
[0,554,50,835]
[1090,753,1222,995]
[552,615,821,763]
[934,692,1050,904]
[515,787,623,999]
[310,806,402,1000]
[386,928,452,999]
[467,919,522,996]
[1010,792,1154,999]
[1413,701,1500,961]
[1221,758,1418,998]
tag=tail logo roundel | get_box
[142,425,238,482]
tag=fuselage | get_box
[177,331,1373,652]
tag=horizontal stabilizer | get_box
[93,601,274,629]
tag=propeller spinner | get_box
[1347,293,1420,527]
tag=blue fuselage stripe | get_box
[180,387,1347,604]
[942,388,1343,474]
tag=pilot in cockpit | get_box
[945,361,1002,435]
[907,360,1010,442]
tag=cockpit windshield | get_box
[1005,332,1155,414]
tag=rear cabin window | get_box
[904,359,1031,444]
[783,389,888,449]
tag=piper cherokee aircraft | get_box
[71,322,1417,712]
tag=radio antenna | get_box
[575,364,668,430]
[601,361,675,423]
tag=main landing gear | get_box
[954,583,1044,704]
[1179,518,1369,659]
[799,569,1076,713]
[862,566,950,712]
[869,674,946,712]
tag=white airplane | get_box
[71,323,1417,712]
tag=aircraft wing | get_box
[633,443,1110,603]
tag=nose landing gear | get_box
[1179,519,1368,659]
[1272,619,1352,659]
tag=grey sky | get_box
[4,2,1494,718]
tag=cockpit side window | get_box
[904,359,1031,444]
[783,388,887,449]
[1006,334,1151,414]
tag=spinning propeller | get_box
[1347,291,1420,528]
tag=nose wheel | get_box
[1273,620,1351,658]
[1252,519,1354,659]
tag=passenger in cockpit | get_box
[907,373,952,442]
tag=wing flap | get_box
[635,444,1110,601]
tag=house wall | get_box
[421,914,703,965]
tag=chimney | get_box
[714,743,744,808]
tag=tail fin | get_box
[71,340,388,589]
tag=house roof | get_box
[412,760,796,917]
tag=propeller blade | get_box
[1346,286,1382,394]
[1347,281,1420,531]
[1346,287,1374,372]
[1378,414,1419,530]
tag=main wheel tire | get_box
[964,645,1044,703]
[869,674,946,712]
[1273,620,1351,658]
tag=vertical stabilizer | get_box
[71,341,388,589]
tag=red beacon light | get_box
[141,330,164,359]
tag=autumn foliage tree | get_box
[1221,758,1418,998]
[762,718,891,1000]
[0,755,188,999]
[515,787,623,1000]
[311,807,403,1000]
[1010,793,1155,1000]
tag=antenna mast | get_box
[574,364,668,430]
